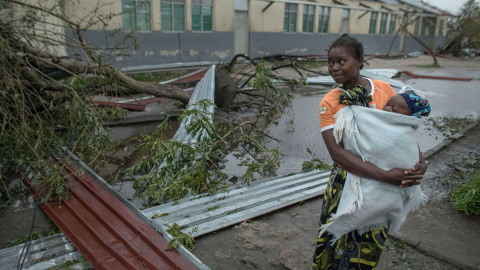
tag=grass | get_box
[451,170,480,216]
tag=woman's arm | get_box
[322,129,424,187]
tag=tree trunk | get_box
[214,65,239,109]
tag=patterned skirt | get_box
[312,164,390,270]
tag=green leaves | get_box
[166,223,197,251]
[302,148,332,172]
[126,63,295,205]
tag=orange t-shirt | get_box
[319,79,395,132]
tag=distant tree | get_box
[444,0,480,55]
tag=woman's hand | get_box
[382,168,423,188]
[384,148,428,188]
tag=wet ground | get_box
[190,55,480,270]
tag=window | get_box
[379,13,387,34]
[388,14,396,35]
[192,0,212,31]
[437,19,443,36]
[122,0,151,31]
[369,12,378,34]
[284,3,297,32]
[340,9,349,34]
[161,0,185,31]
[414,17,420,35]
[303,5,314,33]
[421,17,428,35]
[318,6,330,33]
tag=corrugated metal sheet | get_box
[159,67,209,85]
[144,170,330,237]
[16,154,204,270]
[397,0,442,14]
[0,234,90,270]
[360,70,406,89]
[171,65,215,144]
[306,69,406,89]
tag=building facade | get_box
[2,0,451,69]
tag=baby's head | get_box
[383,93,431,118]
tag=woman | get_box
[312,34,427,270]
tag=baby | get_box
[383,93,431,117]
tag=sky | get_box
[426,0,479,14]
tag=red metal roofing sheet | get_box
[24,158,199,270]
[402,71,471,81]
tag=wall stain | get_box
[159,49,180,57]
[209,50,230,59]
[253,48,271,56]
[190,49,199,56]
[285,48,308,54]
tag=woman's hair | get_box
[328,33,364,69]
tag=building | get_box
[1,0,451,69]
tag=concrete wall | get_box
[250,0,284,32]
[67,30,233,68]
[64,0,122,30]
[59,0,447,67]
[250,32,338,57]
[215,1,235,31]
[249,32,445,58]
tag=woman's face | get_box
[327,46,363,87]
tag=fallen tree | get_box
[0,0,307,206]
[0,0,193,204]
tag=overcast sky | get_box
[426,0,479,14]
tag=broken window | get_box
[192,0,212,31]
[284,3,297,32]
[318,6,330,33]
[122,0,151,32]
[388,14,396,35]
[303,4,314,33]
[369,11,378,34]
[379,13,388,34]
[161,0,185,31]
